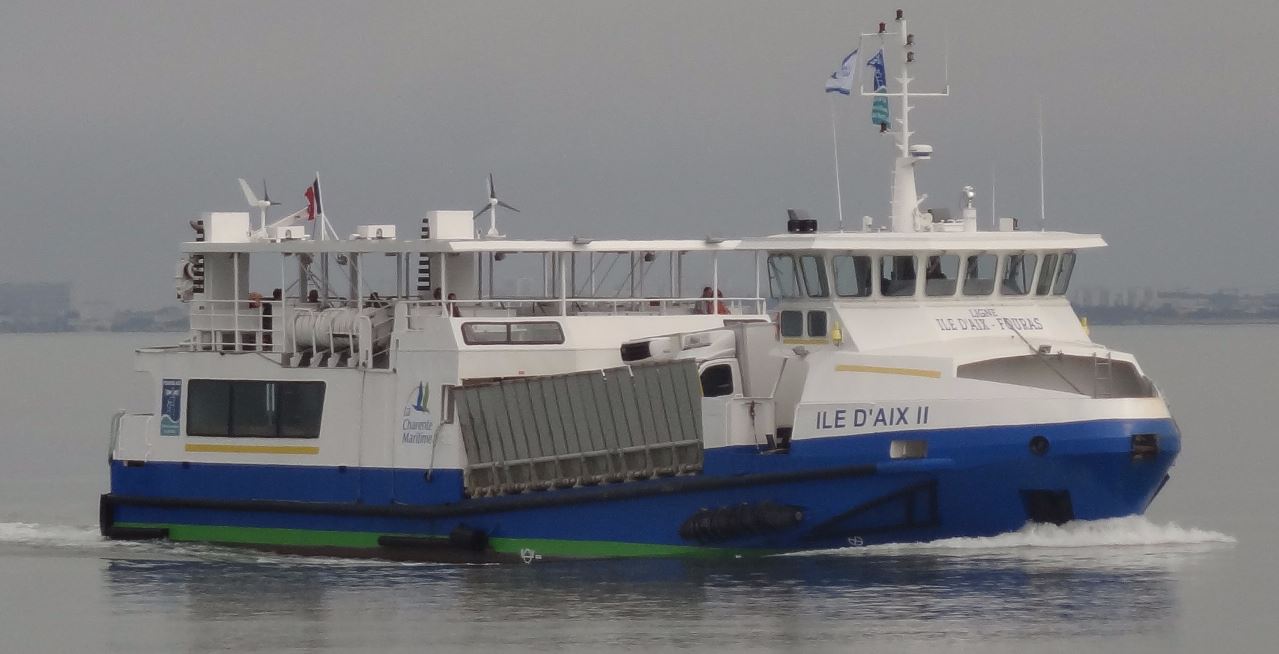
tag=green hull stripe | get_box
[114,522,757,558]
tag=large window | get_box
[1053,252,1077,295]
[462,322,565,345]
[187,380,325,438]
[963,254,997,296]
[1002,254,1037,296]
[799,255,829,298]
[832,255,873,298]
[1035,253,1059,296]
[924,254,960,296]
[767,255,802,299]
[880,255,917,297]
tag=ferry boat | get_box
[101,12,1179,561]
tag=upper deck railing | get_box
[399,296,766,328]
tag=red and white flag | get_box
[303,177,323,221]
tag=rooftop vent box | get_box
[202,212,252,243]
[998,217,1020,232]
[272,225,308,241]
[355,224,396,239]
[428,210,477,240]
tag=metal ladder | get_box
[1092,352,1114,398]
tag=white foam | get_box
[792,516,1234,557]
[913,516,1234,550]
[0,521,107,548]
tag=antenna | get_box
[990,165,997,231]
[473,172,520,238]
[1038,98,1046,231]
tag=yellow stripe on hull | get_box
[834,364,942,379]
[185,443,320,455]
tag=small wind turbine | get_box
[473,172,519,238]
[238,178,280,232]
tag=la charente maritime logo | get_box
[402,382,434,445]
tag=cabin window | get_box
[880,255,917,297]
[779,310,804,337]
[700,364,735,398]
[1035,253,1059,295]
[462,321,565,345]
[767,255,802,299]
[1002,254,1037,296]
[924,254,960,296]
[187,380,325,439]
[1053,252,1077,295]
[963,254,997,296]
[800,255,830,298]
[832,255,873,298]
[807,310,828,337]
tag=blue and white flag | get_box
[824,49,858,95]
[866,49,891,126]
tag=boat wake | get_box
[787,516,1234,558]
[0,521,109,549]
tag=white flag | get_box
[825,49,859,95]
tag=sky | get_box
[1,0,1277,308]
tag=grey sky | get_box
[2,1,1276,307]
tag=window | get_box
[807,310,827,337]
[1002,253,1037,296]
[880,255,917,297]
[767,255,801,299]
[799,255,829,298]
[779,310,804,337]
[187,380,325,438]
[1035,253,1059,296]
[832,255,873,298]
[462,321,565,345]
[924,254,959,296]
[963,254,997,296]
[700,364,735,397]
[1053,252,1076,295]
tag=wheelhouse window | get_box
[1053,252,1077,295]
[880,255,917,297]
[1035,253,1059,296]
[924,254,959,296]
[767,254,802,299]
[832,255,873,298]
[1001,253,1037,296]
[462,322,564,345]
[779,310,804,337]
[187,380,325,439]
[807,310,828,337]
[799,255,829,298]
[963,254,997,296]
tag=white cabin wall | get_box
[835,298,1089,353]
[116,350,365,468]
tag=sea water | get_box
[0,327,1269,653]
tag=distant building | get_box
[0,282,72,319]
[0,282,74,331]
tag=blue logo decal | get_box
[160,379,182,436]
[402,382,435,445]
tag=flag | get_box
[866,49,890,127]
[303,177,323,221]
[824,49,858,95]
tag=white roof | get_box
[736,230,1106,252]
[181,229,1104,255]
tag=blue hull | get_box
[102,418,1180,559]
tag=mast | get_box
[861,9,949,233]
